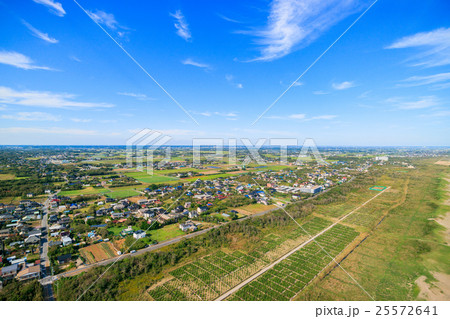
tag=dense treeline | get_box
[0,280,44,301]
[0,175,57,198]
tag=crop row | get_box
[148,217,334,301]
[229,224,359,301]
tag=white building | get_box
[133,230,146,239]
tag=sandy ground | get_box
[435,212,450,245]
[435,161,450,166]
[417,173,450,300]
[416,272,450,301]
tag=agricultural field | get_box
[79,242,119,264]
[235,203,277,215]
[227,224,359,301]
[147,224,185,242]
[147,217,332,300]
[123,170,179,184]
[0,173,16,180]
[59,187,110,196]
[294,161,450,301]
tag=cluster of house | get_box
[0,257,41,283]
[0,200,46,272]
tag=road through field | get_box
[40,177,352,285]
[215,187,390,301]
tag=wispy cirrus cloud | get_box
[386,96,439,110]
[312,90,330,95]
[246,0,368,61]
[117,92,152,100]
[22,20,58,44]
[419,110,450,118]
[332,80,355,90]
[267,113,337,120]
[398,72,450,89]
[182,58,210,69]
[217,14,241,24]
[1,111,61,122]
[32,0,65,17]
[0,51,52,70]
[170,10,191,41]
[0,127,106,136]
[87,9,129,38]
[225,74,243,89]
[71,118,92,123]
[386,28,450,67]
[193,111,238,120]
[0,86,114,109]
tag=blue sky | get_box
[0,0,449,146]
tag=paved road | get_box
[215,186,390,301]
[39,194,55,300]
[40,177,356,285]
[41,206,281,283]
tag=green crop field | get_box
[108,189,141,199]
[59,187,110,196]
[295,160,450,301]
[228,224,359,301]
[148,224,185,242]
[147,217,333,300]
[123,171,179,184]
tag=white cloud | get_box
[312,90,330,95]
[217,14,241,24]
[247,0,366,61]
[310,114,337,120]
[70,56,82,62]
[399,72,450,89]
[332,81,355,90]
[289,113,306,119]
[419,110,450,118]
[170,10,191,41]
[0,51,52,70]
[182,58,210,69]
[22,20,58,44]
[87,9,129,38]
[0,127,100,136]
[117,92,152,100]
[267,113,336,120]
[386,28,450,67]
[194,111,238,119]
[0,86,114,109]
[71,118,92,123]
[225,74,243,89]
[386,96,439,110]
[215,112,238,118]
[87,10,120,29]
[1,112,60,122]
[32,0,65,17]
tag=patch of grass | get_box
[108,189,140,199]
[59,187,110,196]
[0,173,16,180]
[148,224,185,242]
[123,171,179,184]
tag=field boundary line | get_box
[215,184,389,301]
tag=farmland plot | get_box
[227,224,359,301]
[147,217,333,300]
[79,242,118,264]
